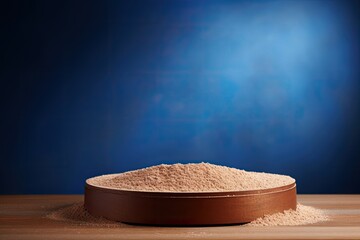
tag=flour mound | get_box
[87,163,295,192]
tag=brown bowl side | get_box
[84,183,297,226]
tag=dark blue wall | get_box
[2,0,360,194]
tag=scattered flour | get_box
[47,203,328,227]
[246,204,328,226]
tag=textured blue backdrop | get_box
[1,0,360,194]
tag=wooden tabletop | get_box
[1,195,360,239]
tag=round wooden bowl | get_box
[84,180,296,226]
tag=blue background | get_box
[1,0,360,194]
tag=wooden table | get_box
[1,195,359,239]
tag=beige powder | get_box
[247,204,328,226]
[47,203,328,226]
[87,163,295,192]
[47,203,122,227]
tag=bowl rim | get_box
[85,180,296,198]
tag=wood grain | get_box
[1,195,360,239]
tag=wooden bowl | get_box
[84,180,296,226]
